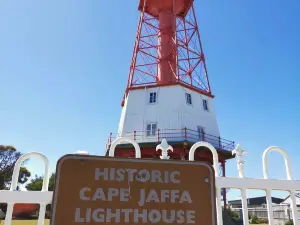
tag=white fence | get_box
[1,138,300,225]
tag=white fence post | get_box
[156,139,173,159]
[189,141,223,225]
[263,146,299,225]
[232,145,249,225]
[232,144,247,178]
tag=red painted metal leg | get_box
[222,160,227,208]
[157,9,177,84]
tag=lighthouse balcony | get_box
[106,128,234,153]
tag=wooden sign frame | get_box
[51,155,217,225]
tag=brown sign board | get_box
[51,155,217,225]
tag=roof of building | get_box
[228,196,284,206]
[283,193,300,201]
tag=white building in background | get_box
[282,193,300,208]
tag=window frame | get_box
[185,92,192,105]
[149,92,157,104]
[197,126,205,140]
[146,123,157,136]
[202,99,209,111]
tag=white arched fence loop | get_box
[262,146,293,180]
[189,141,219,176]
[10,152,50,192]
[189,142,223,225]
[262,146,298,225]
[4,152,51,225]
[109,137,141,158]
[1,139,300,225]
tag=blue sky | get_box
[1,1,300,200]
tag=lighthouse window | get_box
[202,99,209,111]
[197,126,205,141]
[146,123,157,136]
[149,92,157,104]
[186,93,192,105]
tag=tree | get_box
[0,145,31,190]
[26,173,55,191]
[26,173,55,218]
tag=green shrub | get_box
[223,207,239,219]
[285,220,293,225]
[248,215,268,224]
[250,215,259,224]
[258,218,268,224]
[0,204,7,214]
[231,211,239,219]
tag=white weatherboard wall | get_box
[117,85,220,143]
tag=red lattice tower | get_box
[122,0,212,106]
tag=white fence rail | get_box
[1,139,300,225]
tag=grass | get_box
[0,220,50,225]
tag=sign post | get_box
[51,155,217,225]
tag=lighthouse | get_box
[106,0,235,206]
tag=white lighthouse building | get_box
[118,86,221,148]
[105,0,235,207]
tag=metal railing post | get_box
[109,132,112,145]
[134,131,136,140]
